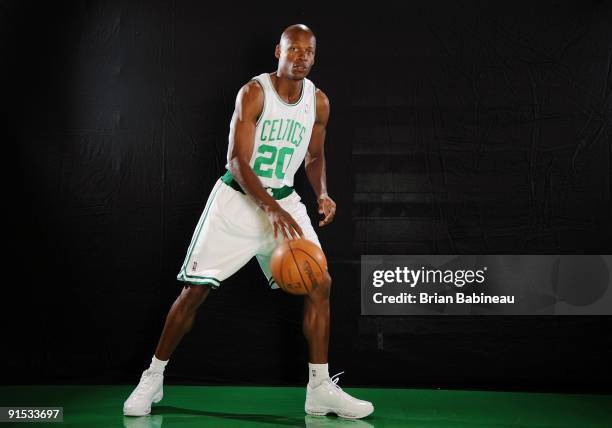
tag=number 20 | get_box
[253,145,294,179]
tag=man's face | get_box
[275,32,316,80]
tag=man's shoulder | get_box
[237,79,264,105]
[315,87,330,109]
[242,78,265,93]
[244,72,270,92]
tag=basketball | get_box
[270,239,328,295]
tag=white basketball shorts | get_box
[176,179,322,289]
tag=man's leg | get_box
[303,272,374,419]
[303,272,331,364]
[124,284,211,416]
[155,284,211,360]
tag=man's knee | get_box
[180,283,211,307]
[314,272,331,298]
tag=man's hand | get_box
[318,193,336,227]
[266,205,304,240]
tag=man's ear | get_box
[275,44,280,59]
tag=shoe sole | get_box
[305,405,374,419]
[123,391,163,416]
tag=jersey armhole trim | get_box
[250,77,266,127]
[313,83,317,123]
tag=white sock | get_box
[149,355,169,374]
[308,363,329,387]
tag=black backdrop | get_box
[3,1,611,392]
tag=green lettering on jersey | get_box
[259,117,306,147]
[279,119,290,141]
[283,119,296,141]
[253,144,295,180]
[253,144,276,178]
[276,119,285,141]
[269,119,279,141]
[275,147,295,179]
[291,123,303,146]
[260,120,271,141]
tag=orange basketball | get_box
[270,239,328,295]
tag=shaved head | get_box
[275,24,317,80]
[280,24,316,47]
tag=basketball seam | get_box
[288,241,310,293]
[279,249,287,289]
[294,248,325,291]
[294,248,324,274]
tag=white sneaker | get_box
[123,369,164,416]
[305,372,374,419]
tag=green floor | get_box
[0,385,610,427]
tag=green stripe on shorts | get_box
[177,273,221,288]
[182,274,221,285]
[178,182,223,278]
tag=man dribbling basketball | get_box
[123,24,374,420]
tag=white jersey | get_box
[227,72,317,188]
[178,73,322,289]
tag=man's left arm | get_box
[305,88,336,227]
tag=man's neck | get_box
[271,72,303,104]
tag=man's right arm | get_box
[227,80,303,240]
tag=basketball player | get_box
[123,24,374,420]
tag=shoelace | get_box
[329,371,345,392]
